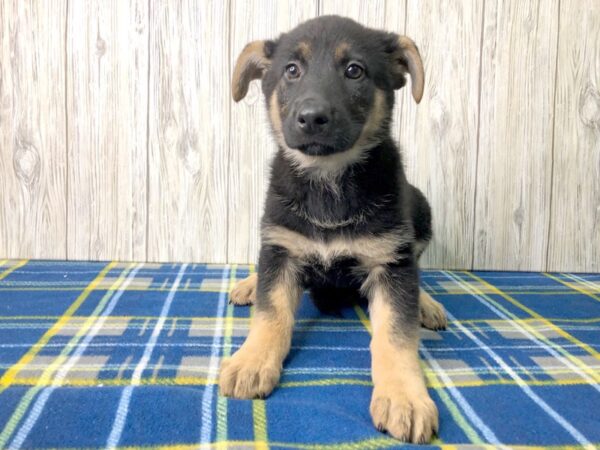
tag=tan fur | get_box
[220,271,301,399]
[276,89,388,177]
[395,36,424,103]
[413,239,428,257]
[230,274,447,333]
[418,289,447,330]
[232,41,271,102]
[297,41,311,59]
[334,41,350,62]
[269,89,284,142]
[230,272,257,305]
[262,224,412,270]
[352,88,388,150]
[281,144,369,179]
[360,265,388,298]
[369,285,438,442]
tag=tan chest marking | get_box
[262,225,411,269]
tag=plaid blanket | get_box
[0,259,598,449]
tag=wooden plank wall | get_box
[547,0,600,272]
[228,0,319,263]
[0,1,67,259]
[147,1,229,263]
[67,0,148,261]
[475,0,558,271]
[0,0,598,272]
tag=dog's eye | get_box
[285,63,301,79]
[345,63,364,79]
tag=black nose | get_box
[296,101,331,135]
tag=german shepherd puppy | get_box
[219,16,447,443]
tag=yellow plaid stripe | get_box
[2,315,599,324]
[43,442,600,450]
[38,443,599,450]
[1,262,597,448]
[0,262,136,447]
[351,304,483,444]
[0,261,117,390]
[463,272,600,381]
[0,259,28,281]
[4,285,600,296]
[5,374,595,389]
[545,272,600,303]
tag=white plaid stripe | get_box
[107,263,188,449]
[7,263,143,449]
[199,266,231,448]
[443,271,600,391]
[442,272,594,447]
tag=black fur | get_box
[226,17,440,441]
[262,17,400,156]
[253,16,431,331]
[265,137,405,238]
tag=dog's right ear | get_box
[232,40,276,102]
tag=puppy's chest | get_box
[293,184,363,228]
[284,174,399,233]
[262,225,410,270]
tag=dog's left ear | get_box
[386,35,424,103]
[232,40,276,102]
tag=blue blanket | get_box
[0,260,598,449]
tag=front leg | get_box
[364,262,438,443]
[219,245,301,399]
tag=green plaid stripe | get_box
[0,260,598,448]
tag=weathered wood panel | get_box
[320,0,387,26]
[547,0,600,272]
[1,1,598,273]
[0,1,67,259]
[228,0,319,263]
[67,0,148,260]
[400,1,483,269]
[474,0,559,271]
[147,1,229,263]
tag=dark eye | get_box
[345,63,364,79]
[285,63,301,79]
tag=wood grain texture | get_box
[399,1,483,269]
[383,1,407,150]
[147,1,229,263]
[66,0,148,261]
[547,0,600,272]
[474,0,558,271]
[227,0,319,263]
[1,1,598,273]
[320,0,386,26]
[0,1,67,259]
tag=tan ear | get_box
[391,36,424,103]
[232,40,271,102]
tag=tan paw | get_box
[419,290,447,331]
[230,273,257,305]
[219,349,280,399]
[370,385,438,443]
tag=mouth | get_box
[296,142,339,156]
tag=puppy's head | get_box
[232,16,424,168]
